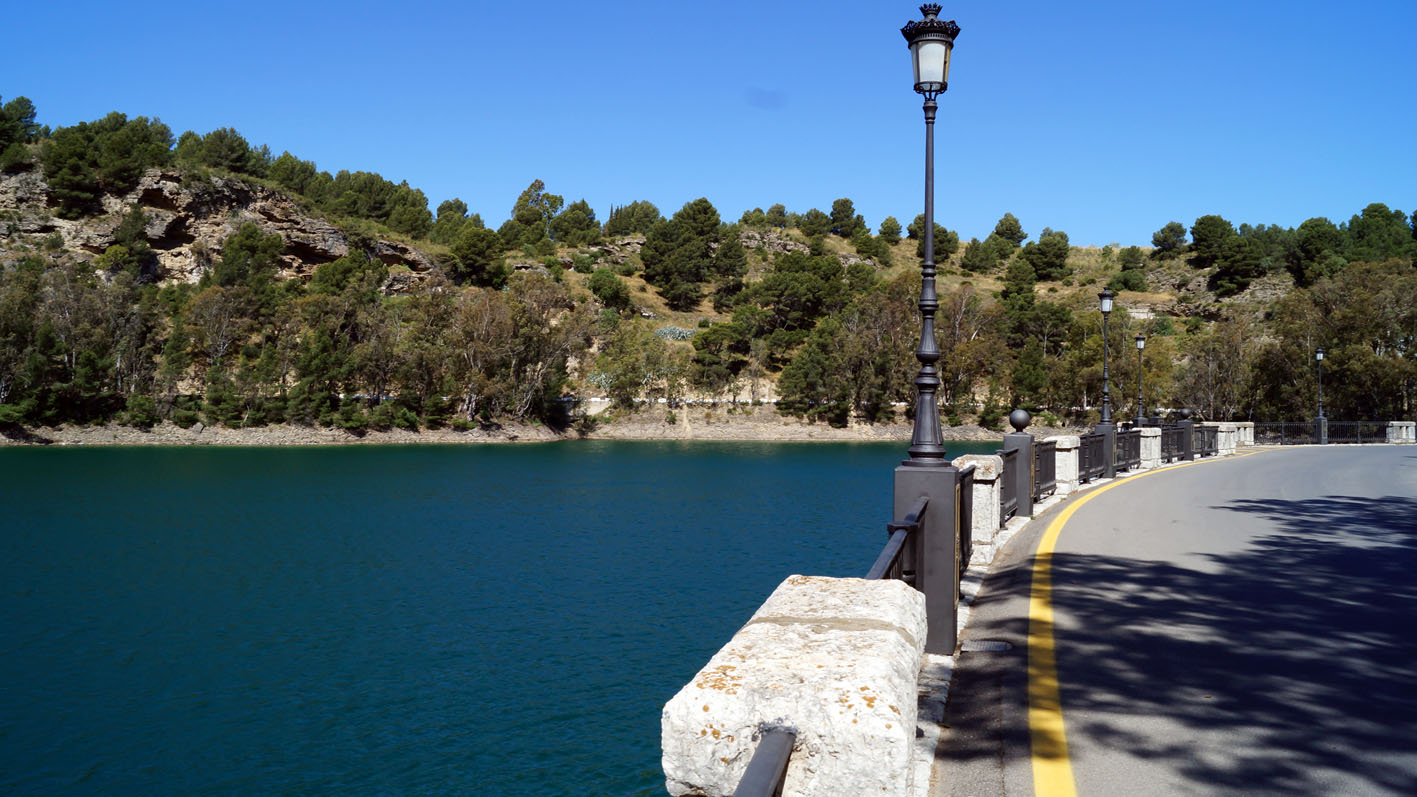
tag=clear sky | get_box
[8,0,1415,246]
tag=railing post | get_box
[1002,409,1035,518]
[1178,409,1195,461]
[893,465,958,655]
[1317,416,1328,445]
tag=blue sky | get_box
[8,1,1415,246]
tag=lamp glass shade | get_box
[1316,349,1324,361]
[911,39,951,88]
[1136,335,1146,350]
[1099,292,1114,314]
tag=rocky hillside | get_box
[1,168,437,290]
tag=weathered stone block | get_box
[662,575,926,797]
[1047,435,1080,494]
[1139,427,1161,469]
[953,454,1001,543]
[1388,421,1416,444]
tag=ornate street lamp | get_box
[900,4,959,467]
[1135,333,1146,424]
[1098,288,1115,425]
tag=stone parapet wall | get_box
[662,576,926,797]
[1139,427,1161,469]
[1047,435,1080,495]
[952,454,1002,546]
[1389,421,1416,444]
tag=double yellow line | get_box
[1027,453,1257,796]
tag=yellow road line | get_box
[1028,453,1257,796]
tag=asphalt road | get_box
[932,446,1417,796]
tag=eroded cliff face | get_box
[0,168,436,290]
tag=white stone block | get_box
[662,576,926,797]
[953,454,1002,543]
[1389,421,1416,444]
[1139,427,1161,469]
[1047,435,1080,494]
[1236,422,1255,446]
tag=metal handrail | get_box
[958,464,975,576]
[1079,432,1106,482]
[733,726,798,797]
[866,496,929,580]
[1033,440,1057,501]
[996,447,1019,527]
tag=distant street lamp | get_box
[1098,288,1115,425]
[1315,347,1325,420]
[900,4,959,467]
[1097,288,1116,476]
[1135,333,1146,424]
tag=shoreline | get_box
[1,406,1077,448]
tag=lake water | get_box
[0,439,998,795]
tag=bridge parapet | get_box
[661,576,926,797]
[1389,421,1416,444]
[1139,426,1162,469]
[953,454,1001,552]
[1046,435,1081,495]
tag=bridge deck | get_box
[932,446,1417,796]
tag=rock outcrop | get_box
[0,168,436,291]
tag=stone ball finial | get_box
[1179,408,1193,420]
[1009,409,1031,432]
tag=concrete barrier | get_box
[661,576,926,797]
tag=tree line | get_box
[1,94,1414,431]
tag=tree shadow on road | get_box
[944,494,1417,794]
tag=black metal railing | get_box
[1115,429,1141,471]
[733,726,797,797]
[958,464,975,577]
[866,495,929,582]
[1195,426,1219,457]
[1252,422,1318,445]
[1324,421,1388,444]
[1160,426,1185,462]
[1033,439,1057,501]
[1079,432,1106,482]
[997,447,1019,527]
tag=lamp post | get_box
[1096,288,1116,476]
[1316,347,1327,444]
[1135,333,1146,425]
[899,3,959,468]
[892,4,963,657]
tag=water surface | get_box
[1,439,997,794]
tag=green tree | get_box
[588,267,633,312]
[268,151,320,195]
[1189,214,1236,269]
[641,198,722,311]
[1344,202,1413,263]
[799,208,832,237]
[449,225,507,286]
[1287,217,1345,287]
[551,198,600,246]
[878,216,902,244]
[764,203,788,229]
[829,198,866,238]
[960,237,999,273]
[602,200,662,236]
[1151,221,1188,257]
[1019,227,1071,281]
[992,213,1027,249]
[907,214,961,261]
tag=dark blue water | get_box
[0,440,997,795]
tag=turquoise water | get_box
[0,440,998,795]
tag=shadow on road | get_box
[944,494,1417,794]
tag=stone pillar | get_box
[952,454,1002,548]
[1317,416,1329,445]
[662,576,926,797]
[1139,426,1161,469]
[1388,421,1416,444]
[1214,423,1238,456]
[1236,421,1255,446]
[1047,435,1080,495]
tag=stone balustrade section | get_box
[952,454,1002,554]
[1236,421,1255,446]
[661,575,926,797]
[1389,421,1416,444]
[1047,435,1080,495]
[1139,427,1161,469]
